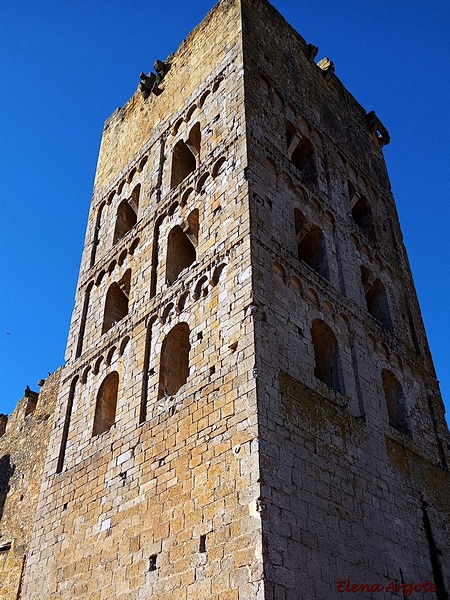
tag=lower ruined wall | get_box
[0,370,62,599]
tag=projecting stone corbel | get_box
[139,59,171,98]
[366,110,390,147]
[306,43,318,63]
[317,57,335,81]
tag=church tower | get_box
[20,0,450,598]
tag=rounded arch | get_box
[161,302,175,323]
[211,263,226,286]
[185,103,198,122]
[194,276,208,299]
[381,369,409,435]
[196,172,210,193]
[273,262,286,280]
[102,274,130,334]
[177,290,190,313]
[113,199,137,244]
[138,155,148,172]
[311,319,345,394]
[158,323,191,398]
[127,167,137,184]
[289,275,302,291]
[212,157,227,178]
[92,371,119,436]
[199,90,211,108]
[106,346,117,366]
[120,335,130,356]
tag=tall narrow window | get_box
[311,319,344,394]
[350,191,375,241]
[92,372,119,436]
[295,209,329,280]
[76,282,93,358]
[102,270,131,334]
[381,369,409,435]
[361,268,392,330]
[130,184,141,213]
[150,214,165,298]
[170,124,201,188]
[90,202,106,267]
[56,376,78,473]
[158,323,191,399]
[140,317,156,424]
[166,211,199,283]
[113,200,137,244]
[171,142,196,188]
[286,120,315,181]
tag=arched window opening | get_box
[113,200,137,245]
[295,209,329,280]
[361,268,392,329]
[351,193,375,241]
[102,270,131,334]
[347,180,357,203]
[187,123,201,160]
[92,372,119,436]
[130,184,141,213]
[311,320,344,394]
[166,216,198,283]
[158,323,191,399]
[171,141,196,188]
[286,120,315,181]
[381,369,409,435]
[186,209,199,245]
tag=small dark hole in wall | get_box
[197,332,203,341]
[63,503,68,510]
[149,554,157,571]
[209,366,215,376]
[228,341,238,353]
[199,534,207,553]
[19,494,24,501]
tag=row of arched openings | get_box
[295,209,392,330]
[58,323,192,472]
[77,206,201,358]
[311,319,408,434]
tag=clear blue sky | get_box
[1,0,449,419]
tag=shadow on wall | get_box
[0,454,14,521]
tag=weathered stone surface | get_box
[2,0,449,598]
[0,370,61,599]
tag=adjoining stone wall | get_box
[0,370,61,599]
[241,0,450,597]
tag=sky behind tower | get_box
[1,0,449,419]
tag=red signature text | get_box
[337,580,436,597]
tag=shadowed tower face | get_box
[18,1,450,599]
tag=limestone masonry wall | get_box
[242,0,450,598]
[2,0,449,598]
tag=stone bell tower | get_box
[19,0,450,598]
